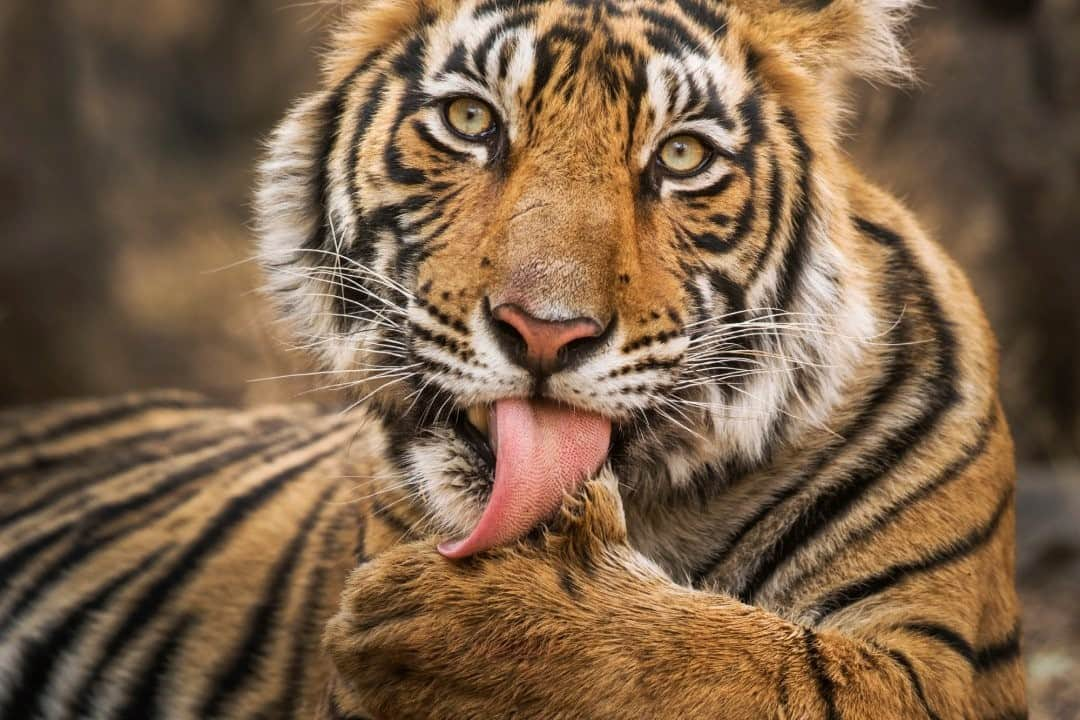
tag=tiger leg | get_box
[320,472,1024,719]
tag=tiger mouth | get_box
[457,405,496,468]
[464,404,494,451]
[460,401,620,461]
[439,400,615,558]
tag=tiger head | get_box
[257,0,914,555]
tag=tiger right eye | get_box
[657,134,712,177]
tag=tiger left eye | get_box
[657,134,712,176]
[443,97,496,140]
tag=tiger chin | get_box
[257,0,1026,718]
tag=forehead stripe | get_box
[674,0,729,36]
[471,11,537,75]
[639,6,709,52]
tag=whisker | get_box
[247,363,423,385]
[263,247,413,298]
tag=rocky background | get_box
[0,1,1076,716]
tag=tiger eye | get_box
[657,134,711,176]
[444,97,496,140]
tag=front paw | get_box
[324,469,643,719]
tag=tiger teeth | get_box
[465,404,490,438]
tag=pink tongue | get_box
[439,399,611,559]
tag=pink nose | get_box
[491,304,605,375]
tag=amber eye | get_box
[656,134,712,176]
[443,96,497,140]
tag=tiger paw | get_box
[323,468,647,720]
[544,466,628,558]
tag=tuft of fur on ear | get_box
[733,0,919,85]
[322,0,428,85]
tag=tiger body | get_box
[0,394,409,719]
[1,0,1025,718]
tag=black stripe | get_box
[899,622,975,663]
[527,33,559,110]
[476,0,551,13]
[775,407,998,601]
[685,72,733,129]
[406,186,464,233]
[439,41,482,84]
[384,111,428,186]
[674,0,728,34]
[0,419,203,484]
[338,64,389,330]
[306,65,364,253]
[901,618,1021,674]
[372,497,417,540]
[114,613,198,720]
[327,57,388,332]
[638,7,705,53]
[716,191,755,250]
[0,524,75,604]
[733,93,765,172]
[198,484,338,717]
[707,269,747,316]
[624,53,648,160]
[884,648,941,720]
[746,154,786,285]
[347,69,387,261]
[0,427,312,640]
[471,11,536,75]
[552,31,588,101]
[0,424,193,521]
[272,504,354,719]
[498,35,520,81]
[559,567,583,600]
[735,217,961,601]
[771,110,813,312]
[0,548,168,720]
[0,485,199,640]
[804,629,840,720]
[63,438,347,715]
[677,172,736,202]
[354,498,369,563]
[381,35,432,188]
[412,119,471,162]
[973,623,1022,673]
[810,488,1013,621]
[0,393,207,456]
[0,418,276,528]
[644,25,689,62]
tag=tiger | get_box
[0,0,1026,718]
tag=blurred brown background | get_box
[0,1,1077,716]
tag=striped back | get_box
[0,392,414,719]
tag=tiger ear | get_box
[323,0,431,85]
[731,0,918,85]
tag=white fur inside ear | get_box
[839,0,919,84]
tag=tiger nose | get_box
[490,303,607,376]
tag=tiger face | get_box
[258,0,905,552]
